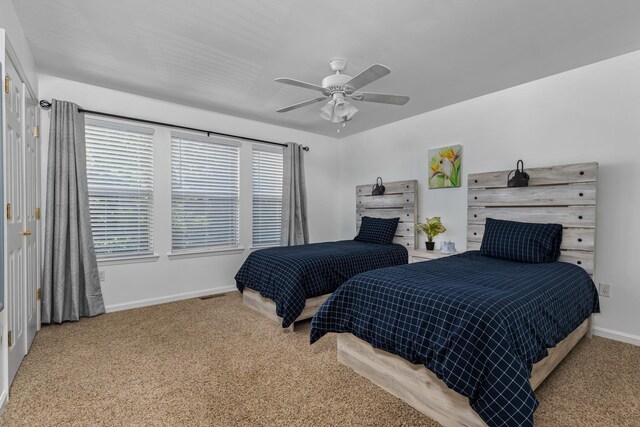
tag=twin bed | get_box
[236,180,418,330]
[236,163,600,426]
[312,251,597,426]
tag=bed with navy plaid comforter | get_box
[235,240,408,328]
[310,251,599,427]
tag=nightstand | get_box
[408,249,456,263]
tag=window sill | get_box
[97,253,160,266]
[250,244,282,251]
[167,247,246,260]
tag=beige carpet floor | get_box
[2,292,639,426]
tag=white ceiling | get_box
[12,0,640,138]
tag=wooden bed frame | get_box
[242,179,418,331]
[337,162,598,426]
[243,289,330,332]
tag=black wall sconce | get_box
[371,177,386,195]
[507,160,530,187]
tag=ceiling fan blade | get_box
[350,92,409,105]
[275,78,329,95]
[276,97,328,113]
[345,64,391,91]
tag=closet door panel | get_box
[5,59,27,384]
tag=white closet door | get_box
[24,89,38,349]
[5,59,26,384]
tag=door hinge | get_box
[36,288,41,300]
[35,207,41,220]
[33,125,40,138]
[6,203,11,220]
[4,75,9,94]
[7,330,12,347]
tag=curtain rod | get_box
[38,100,309,151]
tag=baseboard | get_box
[0,389,7,416]
[593,327,640,346]
[105,286,238,313]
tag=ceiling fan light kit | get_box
[319,93,359,123]
[275,58,409,128]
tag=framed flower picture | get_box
[428,145,462,189]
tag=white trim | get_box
[167,247,245,260]
[86,116,155,135]
[105,286,237,313]
[0,388,7,416]
[252,143,284,154]
[593,326,640,346]
[171,130,242,147]
[97,253,160,266]
[249,245,280,251]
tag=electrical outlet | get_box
[598,282,610,298]
[98,270,106,282]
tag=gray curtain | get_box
[281,142,309,246]
[42,100,105,324]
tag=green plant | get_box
[416,217,446,242]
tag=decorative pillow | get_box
[354,216,400,245]
[479,218,563,263]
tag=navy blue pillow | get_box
[480,218,563,263]
[354,216,399,245]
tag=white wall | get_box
[39,75,340,311]
[338,50,640,344]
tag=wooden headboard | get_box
[467,163,598,275]
[356,180,418,250]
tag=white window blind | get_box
[252,146,284,247]
[85,119,154,257]
[171,133,240,251]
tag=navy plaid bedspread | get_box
[235,240,408,328]
[310,251,599,427]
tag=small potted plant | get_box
[417,217,446,251]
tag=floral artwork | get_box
[428,145,462,189]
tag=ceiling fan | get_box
[274,59,409,125]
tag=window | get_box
[85,119,154,257]
[252,146,284,247]
[171,133,240,251]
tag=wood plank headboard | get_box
[466,162,598,275]
[356,180,418,250]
